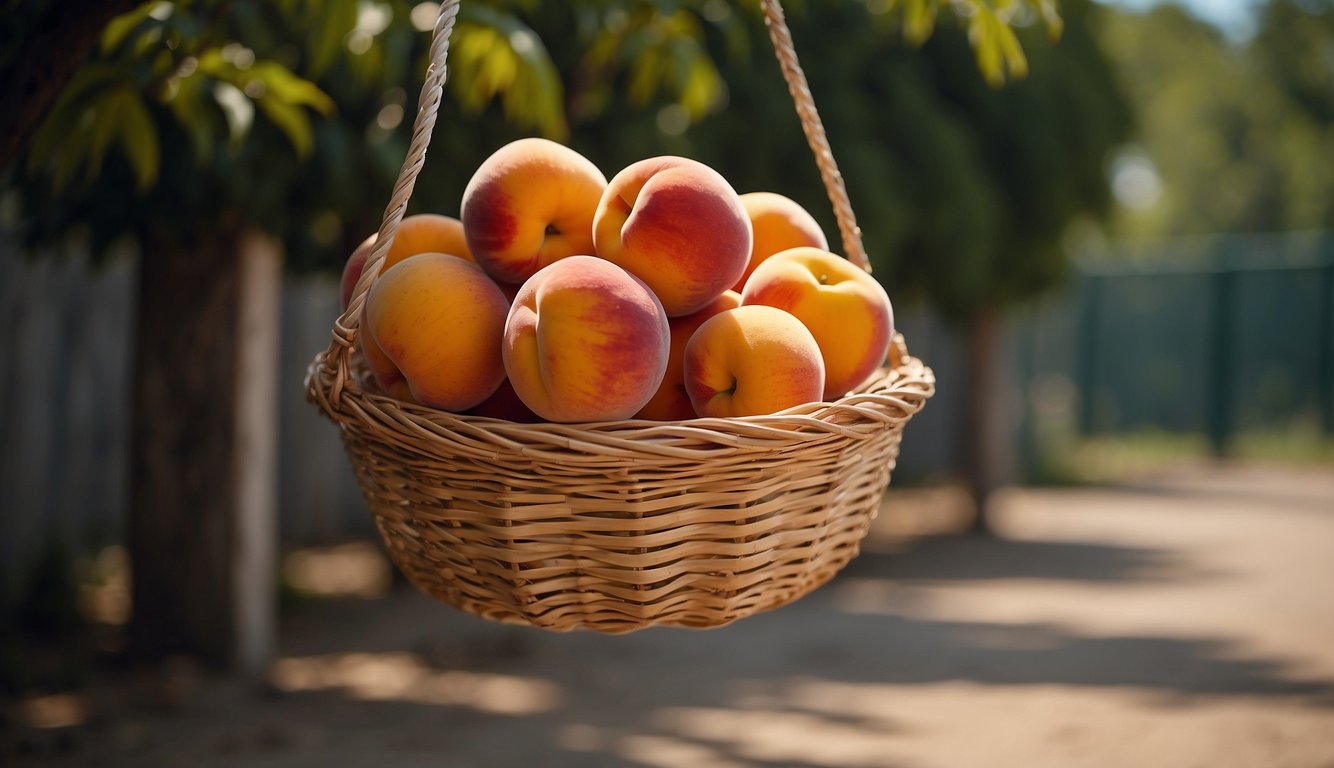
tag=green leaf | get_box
[449,7,567,139]
[681,56,723,118]
[969,5,1007,87]
[248,60,335,114]
[903,0,938,46]
[166,71,220,162]
[627,44,663,105]
[113,88,161,189]
[256,94,314,157]
[196,48,243,84]
[87,90,125,179]
[101,3,156,54]
[996,20,1029,80]
[309,0,359,76]
[25,64,126,191]
[1029,0,1064,40]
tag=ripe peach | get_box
[340,233,378,312]
[503,256,670,423]
[636,290,741,421]
[734,192,829,292]
[593,156,751,317]
[467,378,539,423]
[339,214,473,311]
[683,305,825,418]
[363,253,509,411]
[461,138,607,286]
[741,247,894,400]
[358,303,413,402]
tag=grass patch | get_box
[1027,425,1334,486]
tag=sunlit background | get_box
[2,0,1332,765]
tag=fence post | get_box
[234,228,280,678]
[1077,271,1101,435]
[1319,238,1334,436]
[1206,262,1237,457]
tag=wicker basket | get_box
[305,0,935,633]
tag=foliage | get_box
[874,0,1064,85]
[9,0,1057,277]
[1100,0,1334,237]
[650,0,1129,321]
[9,0,725,267]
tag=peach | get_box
[503,255,670,423]
[734,192,829,292]
[741,247,894,400]
[339,214,473,311]
[461,138,607,286]
[363,253,509,411]
[358,303,413,402]
[593,156,751,317]
[340,233,378,311]
[467,378,539,423]
[684,305,825,418]
[636,290,741,421]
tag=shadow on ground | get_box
[180,524,1327,767]
[7,478,1334,767]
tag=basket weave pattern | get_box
[305,0,935,633]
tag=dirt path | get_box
[7,463,1334,767]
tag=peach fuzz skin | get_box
[340,214,474,311]
[593,156,751,317]
[358,305,413,402]
[362,253,509,411]
[734,192,828,292]
[741,247,894,400]
[683,305,825,418]
[503,256,669,423]
[636,290,741,421]
[461,138,607,287]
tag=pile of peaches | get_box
[340,138,894,423]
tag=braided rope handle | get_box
[759,0,869,273]
[322,0,868,401]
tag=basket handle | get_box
[323,0,461,403]
[321,0,867,403]
[759,0,869,273]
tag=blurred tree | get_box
[1101,1,1334,236]
[2,0,1081,665]
[1256,0,1334,125]
[0,0,142,169]
[1246,0,1334,231]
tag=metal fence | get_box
[1016,231,1334,458]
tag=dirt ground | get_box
[6,462,1334,767]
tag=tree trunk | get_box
[963,306,1003,535]
[127,223,272,669]
[0,0,142,172]
[232,229,280,677]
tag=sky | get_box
[1102,0,1259,38]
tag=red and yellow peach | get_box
[734,192,828,292]
[362,253,509,411]
[503,256,670,422]
[636,290,741,421]
[741,247,893,399]
[683,304,825,418]
[593,156,751,317]
[461,138,607,287]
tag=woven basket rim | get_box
[305,333,935,455]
